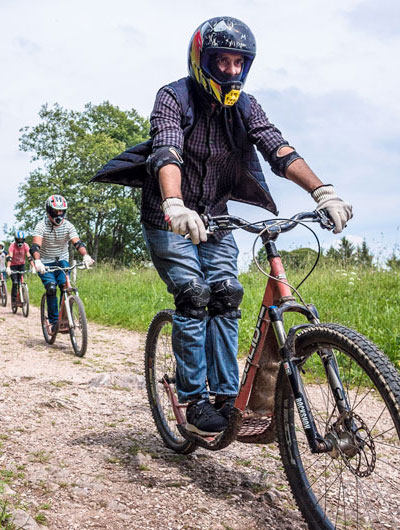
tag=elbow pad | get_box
[6,256,12,263]
[268,144,303,178]
[30,243,41,256]
[146,146,183,178]
[73,240,86,250]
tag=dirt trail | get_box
[0,303,307,530]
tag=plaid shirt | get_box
[141,80,289,230]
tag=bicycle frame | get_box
[231,232,352,455]
[56,271,79,330]
[44,263,84,331]
[170,212,352,453]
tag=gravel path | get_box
[0,303,308,530]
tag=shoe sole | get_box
[185,422,225,437]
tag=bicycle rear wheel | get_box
[0,281,7,307]
[21,284,29,318]
[145,310,197,454]
[40,294,57,344]
[275,323,400,530]
[68,294,88,357]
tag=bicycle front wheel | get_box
[275,323,400,530]
[11,297,18,314]
[145,310,197,454]
[40,294,57,344]
[68,294,88,357]
[21,284,29,318]
[0,281,7,307]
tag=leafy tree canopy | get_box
[16,101,150,265]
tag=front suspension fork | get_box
[269,304,350,453]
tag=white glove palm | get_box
[34,259,46,275]
[83,254,94,269]
[6,266,12,276]
[162,198,207,245]
[312,185,353,234]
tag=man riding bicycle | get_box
[6,231,35,309]
[31,195,94,331]
[94,16,353,436]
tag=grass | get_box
[0,501,14,529]
[23,262,400,367]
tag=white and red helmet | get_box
[45,194,68,225]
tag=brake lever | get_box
[316,209,335,231]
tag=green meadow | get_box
[24,263,400,368]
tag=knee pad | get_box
[174,278,211,319]
[208,278,244,318]
[45,282,57,297]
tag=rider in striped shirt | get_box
[31,195,94,330]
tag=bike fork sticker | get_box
[295,396,311,430]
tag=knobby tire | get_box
[145,309,197,454]
[275,323,400,530]
[68,294,88,357]
[21,284,29,318]
[0,281,7,307]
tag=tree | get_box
[356,239,374,268]
[17,102,150,264]
[325,236,356,266]
[386,250,400,271]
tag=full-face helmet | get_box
[15,231,26,248]
[188,16,256,107]
[46,194,68,225]
[0,241,4,251]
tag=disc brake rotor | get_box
[326,411,376,477]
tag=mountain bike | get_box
[11,270,30,317]
[0,271,7,307]
[144,210,400,530]
[40,263,88,357]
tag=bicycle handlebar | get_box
[9,269,32,275]
[44,263,88,273]
[202,209,333,239]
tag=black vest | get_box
[91,77,278,214]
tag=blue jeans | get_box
[38,260,69,324]
[142,225,240,403]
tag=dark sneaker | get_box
[186,399,228,436]
[215,396,236,419]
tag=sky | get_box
[1,0,399,269]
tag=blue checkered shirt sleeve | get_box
[246,94,289,165]
[150,87,184,152]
